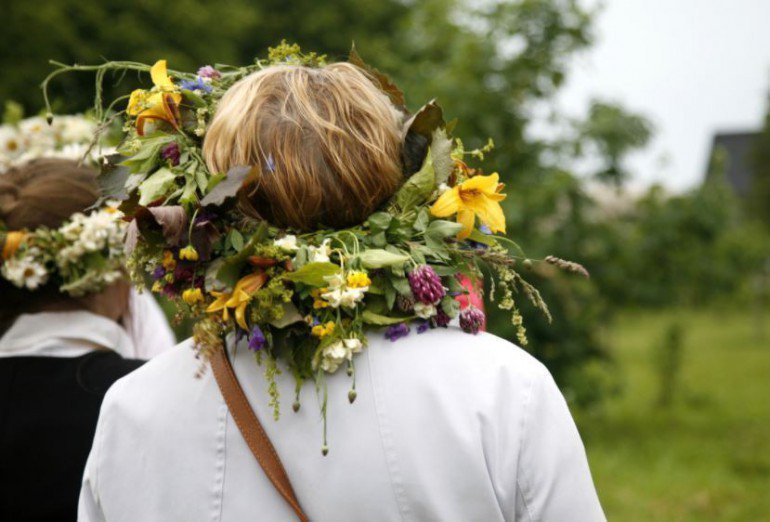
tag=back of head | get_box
[203,63,404,230]
[0,159,122,332]
[0,158,99,230]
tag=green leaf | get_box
[284,262,340,287]
[431,128,454,185]
[137,168,177,206]
[97,155,132,202]
[269,302,304,328]
[200,166,255,207]
[361,310,412,326]
[182,89,207,107]
[356,249,409,269]
[367,212,392,232]
[426,219,463,240]
[413,208,430,232]
[390,276,412,296]
[229,229,245,252]
[440,294,460,318]
[206,172,227,192]
[468,228,496,246]
[395,149,435,212]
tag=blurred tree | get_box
[2,0,619,404]
[575,99,653,187]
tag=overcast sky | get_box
[554,0,770,191]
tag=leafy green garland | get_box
[44,42,587,452]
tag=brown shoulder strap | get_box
[210,348,310,522]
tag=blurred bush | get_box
[8,0,766,408]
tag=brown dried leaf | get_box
[348,45,406,109]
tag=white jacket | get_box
[79,327,605,521]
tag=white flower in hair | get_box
[0,126,24,161]
[1,253,49,290]
[319,340,348,373]
[308,238,332,263]
[273,234,299,252]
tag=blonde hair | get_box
[203,63,404,230]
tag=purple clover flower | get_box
[431,308,451,329]
[197,65,221,79]
[152,266,166,280]
[384,323,410,342]
[248,326,267,351]
[408,265,446,305]
[180,77,213,93]
[160,142,181,166]
[460,306,485,335]
[416,321,430,334]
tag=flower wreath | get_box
[45,42,588,451]
[0,203,127,296]
[0,113,105,174]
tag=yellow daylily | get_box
[2,231,27,260]
[127,60,182,136]
[430,173,507,239]
[206,272,268,330]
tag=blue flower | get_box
[180,77,212,93]
[248,326,267,351]
[384,323,410,342]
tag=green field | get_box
[576,307,770,521]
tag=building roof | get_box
[706,131,760,197]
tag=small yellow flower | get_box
[161,250,177,271]
[430,173,507,240]
[151,280,163,293]
[127,60,182,136]
[206,272,268,330]
[179,245,199,261]
[310,288,330,309]
[311,324,325,337]
[182,287,203,305]
[311,321,336,338]
[346,271,371,289]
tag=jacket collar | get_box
[0,311,135,359]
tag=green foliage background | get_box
[4,0,770,518]
[2,0,767,409]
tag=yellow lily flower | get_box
[127,60,182,136]
[206,272,268,330]
[2,231,27,260]
[430,173,507,239]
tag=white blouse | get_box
[0,290,175,360]
[79,328,605,521]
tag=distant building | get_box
[704,131,760,197]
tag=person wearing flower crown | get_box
[0,158,174,522]
[76,47,604,521]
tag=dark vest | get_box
[0,351,144,521]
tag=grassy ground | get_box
[575,307,770,521]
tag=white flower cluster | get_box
[1,247,49,290]
[57,207,126,266]
[0,114,109,173]
[318,338,363,373]
[1,205,127,296]
[320,273,368,309]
